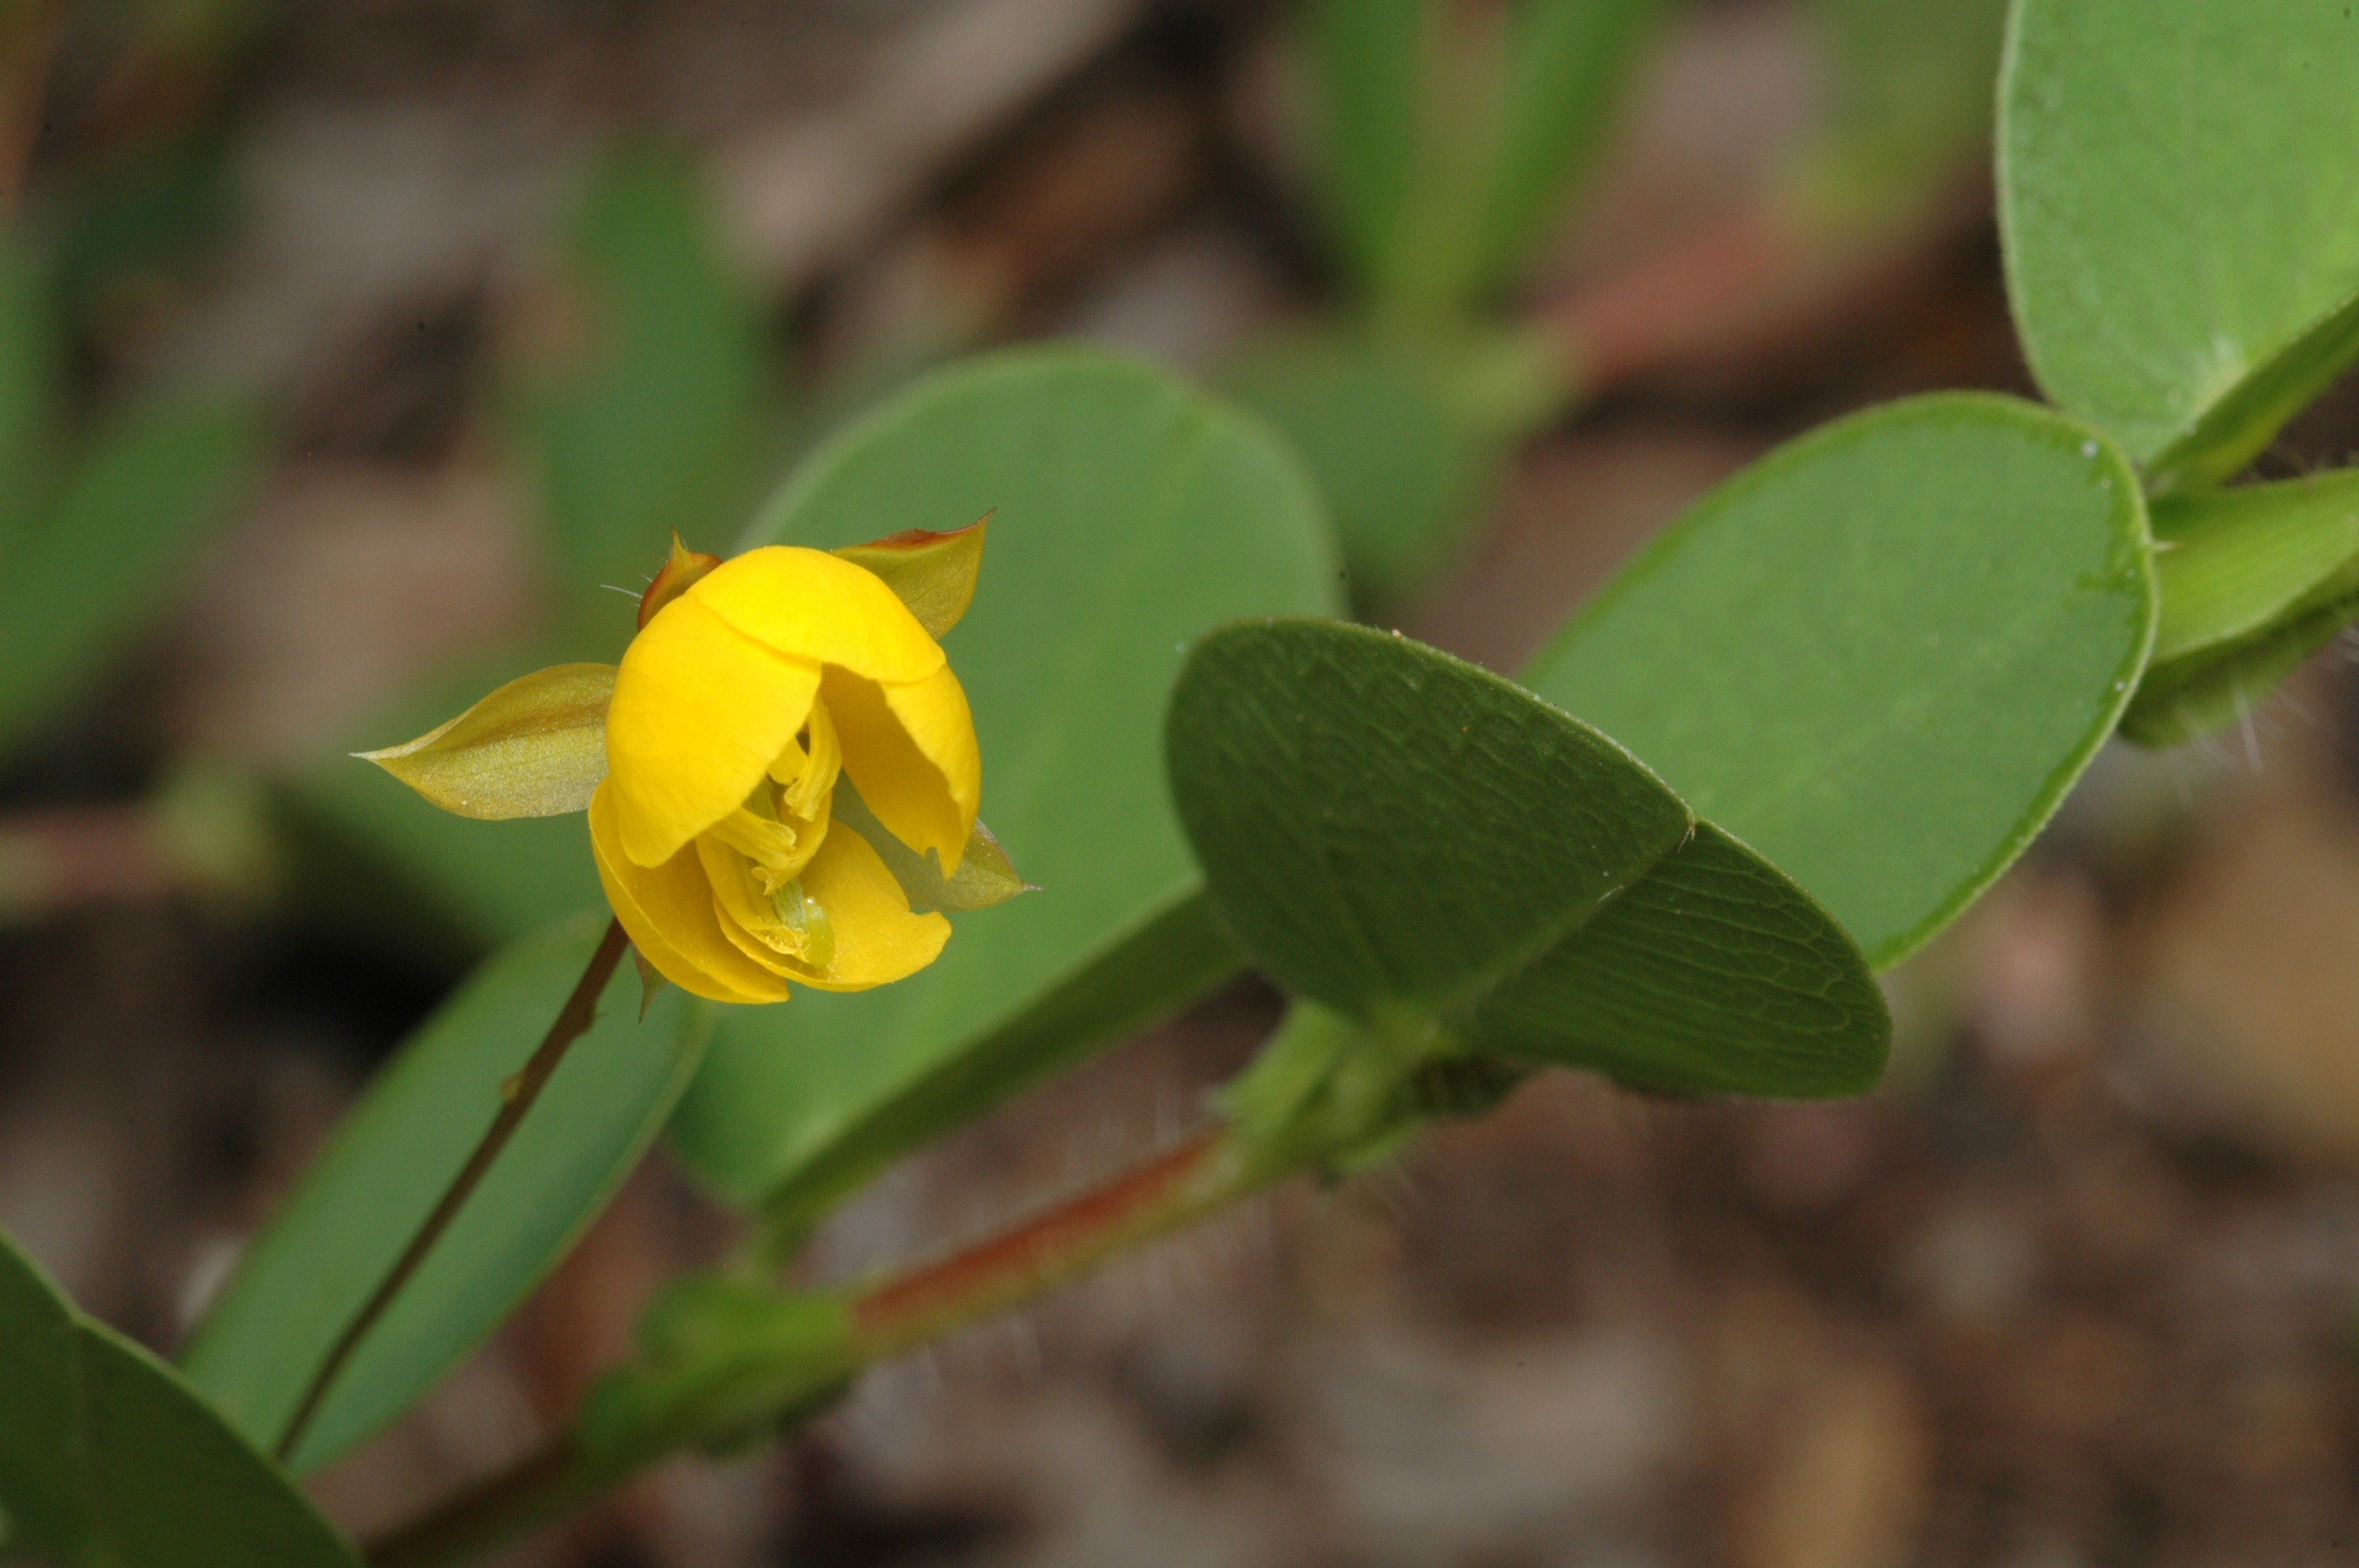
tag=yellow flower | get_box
[358,522,1025,1004]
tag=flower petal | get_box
[689,546,946,685]
[591,782,790,1004]
[787,822,951,991]
[605,595,821,867]
[823,663,980,873]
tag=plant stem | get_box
[849,1131,1230,1358]
[366,1128,1254,1568]
[274,917,631,1465]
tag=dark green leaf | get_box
[1523,393,2154,967]
[1169,619,1886,1097]
[182,911,711,1472]
[2000,0,2359,486]
[0,1229,358,1567]
[0,394,263,755]
[667,346,1340,1220]
[1463,820,1887,1097]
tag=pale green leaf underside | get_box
[666,345,1340,1217]
[2000,0,2359,481]
[1524,393,2154,969]
[182,912,711,1472]
[0,1229,357,1567]
[1168,620,1887,1098]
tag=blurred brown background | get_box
[6,1,2359,1563]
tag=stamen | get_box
[768,877,836,971]
[785,697,842,821]
[709,803,801,871]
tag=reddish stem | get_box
[367,1129,1239,1567]
[851,1131,1223,1353]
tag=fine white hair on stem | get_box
[2234,679,2263,772]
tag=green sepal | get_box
[831,777,1031,913]
[354,662,616,820]
[830,515,988,640]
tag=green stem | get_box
[366,1127,1259,1567]
[274,918,631,1465]
[365,1001,1423,1567]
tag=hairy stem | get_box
[274,918,632,1464]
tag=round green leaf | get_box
[666,346,1340,1225]
[1167,619,1886,1098]
[181,911,711,1472]
[0,1229,358,1567]
[1523,393,2154,968]
[2000,0,2359,487]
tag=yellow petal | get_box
[590,782,789,1004]
[823,663,980,873]
[356,662,614,820]
[605,595,821,867]
[786,822,951,991]
[688,546,946,685]
[831,514,987,638]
